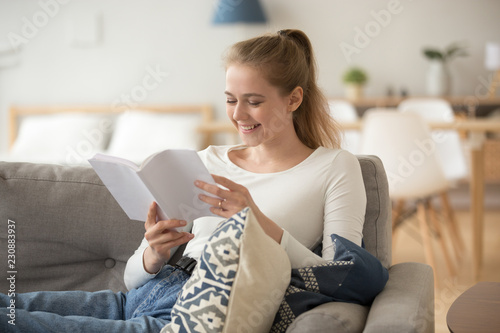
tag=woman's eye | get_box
[226,100,237,104]
[249,101,262,106]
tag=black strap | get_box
[175,256,197,275]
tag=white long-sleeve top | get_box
[124,145,366,290]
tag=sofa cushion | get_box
[162,208,291,333]
[0,162,145,293]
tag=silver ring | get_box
[218,200,223,209]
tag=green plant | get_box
[423,42,468,62]
[342,67,368,85]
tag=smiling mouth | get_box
[240,124,261,131]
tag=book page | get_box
[89,158,160,221]
[91,153,140,170]
[138,149,216,222]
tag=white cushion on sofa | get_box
[106,110,203,164]
[9,112,112,165]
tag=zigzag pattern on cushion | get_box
[163,208,249,333]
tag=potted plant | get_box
[423,42,468,96]
[342,67,368,100]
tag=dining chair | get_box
[328,100,361,154]
[398,98,466,259]
[359,109,457,281]
[398,98,468,183]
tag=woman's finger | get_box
[147,231,194,263]
[146,223,192,247]
[163,232,194,248]
[212,175,251,201]
[196,175,254,217]
[194,180,230,205]
[145,202,157,231]
[155,219,188,233]
[211,174,241,191]
[195,174,243,198]
[150,230,191,247]
[198,193,226,207]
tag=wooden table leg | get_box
[469,134,485,281]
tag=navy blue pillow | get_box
[327,234,389,304]
[272,234,389,331]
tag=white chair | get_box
[359,109,457,280]
[328,100,361,154]
[398,98,466,258]
[398,98,468,183]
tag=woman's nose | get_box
[232,103,248,121]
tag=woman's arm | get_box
[124,237,156,290]
[274,151,366,268]
[321,151,366,260]
[123,202,194,290]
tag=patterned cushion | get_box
[162,208,291,333]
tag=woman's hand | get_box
[195,175,256,218]
[142,202,194,274]
[195,175,284,244]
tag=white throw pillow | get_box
[106,111,203,164]
[9,113,112,165]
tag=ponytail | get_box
[225,29,341,149]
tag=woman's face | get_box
[225,64,296,148]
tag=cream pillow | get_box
[162,208,291,333]
[106,111,203,164]
[9,113,112,165]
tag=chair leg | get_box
[440,192,465,261]
[391,199,405,257]
[417,201,438,283]
[428,199,456,276]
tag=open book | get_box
[88,149,216,232]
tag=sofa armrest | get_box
[285,301,369,333]
[363,262,434,333]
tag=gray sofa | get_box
[0,156,434,332]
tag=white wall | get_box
[0,0,499,153]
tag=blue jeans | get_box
[0,265,189,333]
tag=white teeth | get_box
[241,125,257,130]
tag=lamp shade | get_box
[485,42,500,71]
[212,0,266,24]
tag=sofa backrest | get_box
[0,162,145,293]
[357,155,392,268]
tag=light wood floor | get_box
[392,208,500,333]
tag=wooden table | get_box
[447,282,500,332]
[334,96,500,117]
[198,118,500,279]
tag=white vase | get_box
[426,60,450,96]
[345,84,363,100]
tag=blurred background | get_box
[1,1,499,332]
[0,0,499,153]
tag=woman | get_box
[0,29,366,332]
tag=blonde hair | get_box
[224,29,341,149]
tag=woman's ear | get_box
[288,86,303,112]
